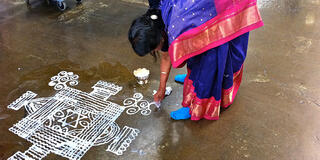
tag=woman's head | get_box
[128,9,165,57]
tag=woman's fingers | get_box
[153,90,165,102]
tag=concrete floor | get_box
[0,0,320,159]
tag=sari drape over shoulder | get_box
[160,0,263,68]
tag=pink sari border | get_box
[176,0,257,42]
[171,22,263,68]
[182,66,244,121]
[221,66,244,108]
[169,1,263,68]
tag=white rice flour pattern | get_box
[7,71,154,160]
[123,93,154,116]
[48,71,79,91]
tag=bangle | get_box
[161,72,168,74]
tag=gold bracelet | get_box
[161,72,168,74]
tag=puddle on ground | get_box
[6,60,136,103]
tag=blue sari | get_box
[148,0,262,120]
[182,33,249,120]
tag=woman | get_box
[128,0,263,120]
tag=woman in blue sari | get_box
[129,0,263,120]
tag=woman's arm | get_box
[154,51,171,102]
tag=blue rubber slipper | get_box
[174,74,187,84]
[170,107,191,120]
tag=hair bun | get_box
[145,9,164,30]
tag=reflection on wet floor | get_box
[0,0,320,159]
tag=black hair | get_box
[128,9,165,58]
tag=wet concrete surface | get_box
[0,0,320,159]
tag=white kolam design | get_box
[123,93,157,116]
[48,71,79,90]
[7,71,154,160]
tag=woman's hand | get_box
[153,88,166,102]
[155,51,171,102]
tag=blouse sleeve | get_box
[148,0,161,9]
